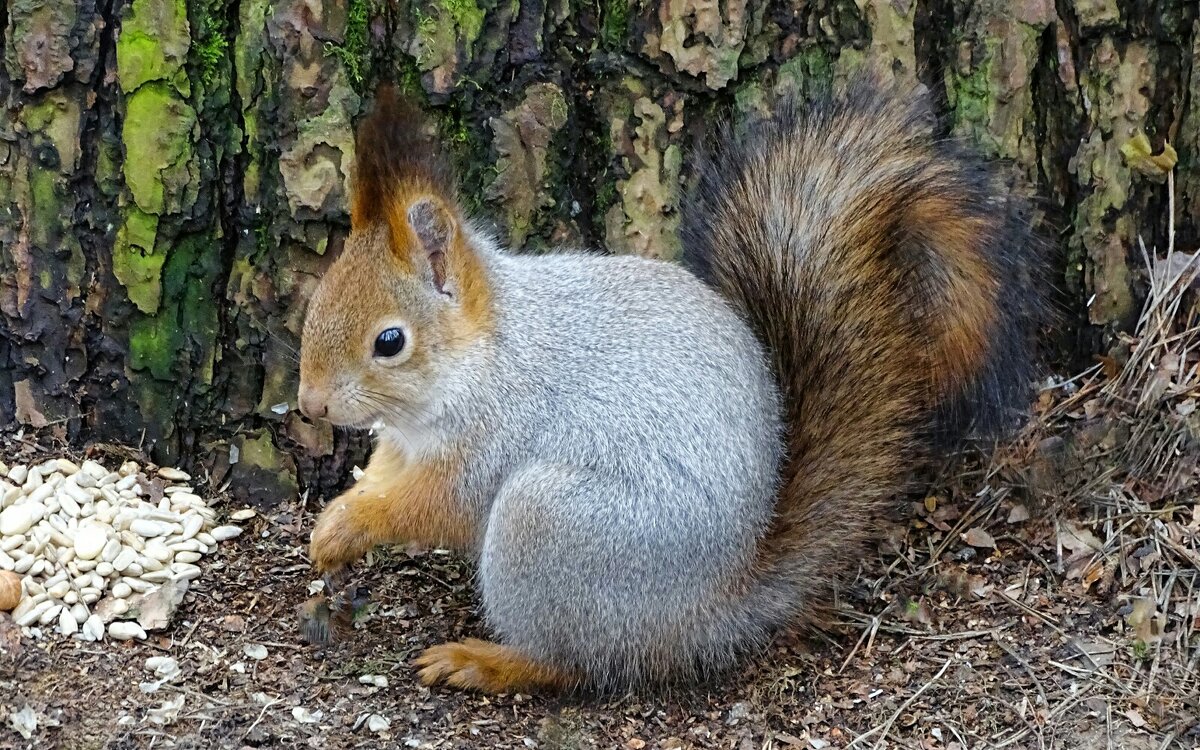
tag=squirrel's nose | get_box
[298,387,329,420]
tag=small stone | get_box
[292,707,322,724]
[244,643,268,660]
[74,525,108,561]
[108,621,146,641]
[209,525,242,542]
[367,714,391,732]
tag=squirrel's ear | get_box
[401,196,457,294]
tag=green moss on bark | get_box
[325,0,372,89]
[115,0,191,94]
[113,208,163,314]
[121,83,197,215]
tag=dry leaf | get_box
[131,579,189,631]
[1120,131,1177,176]
[1058,522,1104,554]
[292,707,323,724]
[1124,709,1148,728]
[8,706,37,739]
[147,695,185,726]
[1128,597,1164,645]
[962,527,995,549]
[1007,504,1031,524]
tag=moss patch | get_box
[128,232,221,380]
[116,0,191,94]
[600,0,629,50]
[192,0,231,89]
[113,207,163,314]
[442,0,484,45]
[325,0,371,89]
[121,82,198,215]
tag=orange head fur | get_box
[298,86,492,428]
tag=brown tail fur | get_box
[681,76,1045,627]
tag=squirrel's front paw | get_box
[309,496,374,574]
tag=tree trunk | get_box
[1,0,1196,504]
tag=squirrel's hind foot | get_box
[414,639,577,694]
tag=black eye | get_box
[373,327,406,358]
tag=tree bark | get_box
[1,0,1196,504]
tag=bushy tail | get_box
[681,78,1043,626]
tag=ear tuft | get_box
[407,198,455,293]
[351,85,456,229]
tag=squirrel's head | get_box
[298,86,492,429]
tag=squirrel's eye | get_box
[373,327,406,358]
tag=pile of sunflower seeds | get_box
[0,458,245,641]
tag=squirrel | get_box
[296,76,1044,694]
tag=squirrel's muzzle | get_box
[298,385,329,420]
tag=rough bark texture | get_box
[0,0,1196,504]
